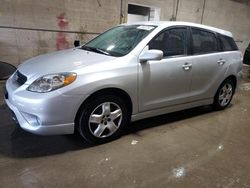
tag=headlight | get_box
[27,73,77,93]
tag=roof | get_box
[124,21,233,37]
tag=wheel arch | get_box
[75,87,133,126]
[214,75,237,99]
[224,75,237,93]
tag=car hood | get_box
[18,48,116,79]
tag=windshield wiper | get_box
[81,46,110,56]
[95,48,110,55]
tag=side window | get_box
[149,28,187,57]
[191,28,218,54]
[220,35,238,51]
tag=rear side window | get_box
[149,28,187,57]
[220,35,238,51]
[191,28,218,54]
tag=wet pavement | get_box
[0,71,250,187]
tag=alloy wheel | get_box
[88,102,123,138]
[218,83,233,107]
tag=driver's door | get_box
[138,27,193,112]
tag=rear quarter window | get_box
[219,35,238,51]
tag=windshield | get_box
[82,25,156,57]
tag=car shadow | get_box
[0,103,215,159]
[124,105,215,136]
[0,104,93,158]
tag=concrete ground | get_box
[0,68,250,188]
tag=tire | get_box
[76,94,129,144]
[213,79,235,110]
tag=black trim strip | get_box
[15,71,27,86]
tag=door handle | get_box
[182,63,192,71]
[217,59,225,66]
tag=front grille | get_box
[15,70,27,86]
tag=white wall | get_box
[127,14,149,23]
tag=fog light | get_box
[21,112,40,127]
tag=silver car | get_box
[5,21,243,144]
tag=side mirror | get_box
[139,50,163,62]
[74,40,80,47]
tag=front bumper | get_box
[4,75,86,135]
[5,98,74,135]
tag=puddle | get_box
[240,83,250,91]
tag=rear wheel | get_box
[213,79,235,110]
[77,95,129,144]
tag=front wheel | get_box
[213,79,235,110]
[77,95,129,144]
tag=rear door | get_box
[188,27,227,100]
